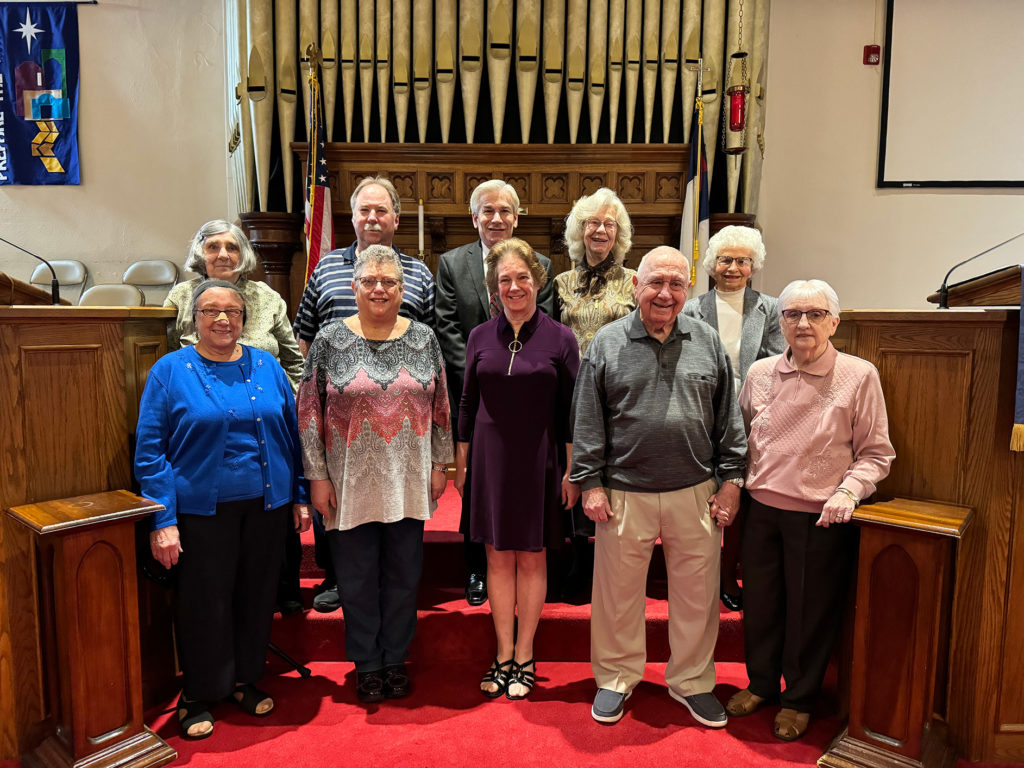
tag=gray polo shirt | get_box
[570,309,747,493]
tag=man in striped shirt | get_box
[293,176,435,356]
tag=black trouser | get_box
[175,498,288,701]
[740,498,856,713]
[327,517,424,673]
[312,510,337,583]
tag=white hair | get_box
[702,225,766,275]
[469,180,520,215]
[778,279,841,317]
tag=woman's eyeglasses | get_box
[716,256,753,267]
[358,277,400,289]
[584,218,618,232]
[198,308,243,319]
[780,309,831,324]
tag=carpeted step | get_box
[271,579,746,665]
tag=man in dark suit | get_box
[434,179,555,605]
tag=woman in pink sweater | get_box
[728,279,895,741]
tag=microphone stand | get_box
[937,231,1024,309]
[0,235,62,305]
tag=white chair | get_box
[79,284,146,306]
[29,259,88,304]
[122,260,179,306]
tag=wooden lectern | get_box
[829,266,1024,764]
[0,305,175,762]
[0,272,72,306]
[5,491,175,768]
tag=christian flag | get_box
[0,3,80,185]
[680,94,709,290]
[303,57,333,283]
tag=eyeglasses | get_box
[358,277,400,289]
[716,256,753,268]
[780,309,831,324]
[198,308,243,319]
[584,218,618,233]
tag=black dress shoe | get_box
[383,663,411,699]
[357,670,385,703]
[721,590,743,612]
[466,573,487,606]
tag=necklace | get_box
[507,329,522,375]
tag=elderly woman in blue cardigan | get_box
[135,279,311,741]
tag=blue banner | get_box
[0,3,80,185]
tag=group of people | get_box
[132,176,894,746]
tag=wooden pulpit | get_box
[5,491,175,768]
[0,271,72,306]
[0,305,175,762]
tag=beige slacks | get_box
[591,479,721,696]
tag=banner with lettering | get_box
[0,3,80,185]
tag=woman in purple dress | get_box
[454,237,580,700]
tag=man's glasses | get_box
[358,277,400,289]
[198,308,243,319]
[780,309,831,324]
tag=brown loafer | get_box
[774,708,810,741]
[726,688,766,717]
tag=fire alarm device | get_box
[863,44,881,65]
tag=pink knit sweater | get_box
[739,343,895,515]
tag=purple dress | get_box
[459,310,580,551]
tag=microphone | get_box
[0,235,62,305]
[937,230,1024,309]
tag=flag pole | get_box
[690,59,704,287]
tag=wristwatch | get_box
[724,477,744,488]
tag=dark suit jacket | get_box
[434,240,555,429]
[682,287,784,382]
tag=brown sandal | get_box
[774,708,810,741]
[726,688,767,717]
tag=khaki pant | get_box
[591,479,721,697]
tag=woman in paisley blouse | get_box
[554,188,636,597]
[296,245,453,704]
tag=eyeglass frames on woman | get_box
[584,218,618,232]
[198,308,243,319]
[716,256,753,267]
[358,277,401,289]
[780,309,831,324]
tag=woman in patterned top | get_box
[297,245,453,704]
[166,220,304,391]
[554,188,636,598]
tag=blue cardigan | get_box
[135,345,309,530]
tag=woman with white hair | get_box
[682,224,785,612]
[728,279,894,741]
[554,188,637,599]
[166,220,304,391]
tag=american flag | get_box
[304,57,333,283]
[680,93,710,290]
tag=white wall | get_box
[757,0,1024,309]
[0,0,230,288]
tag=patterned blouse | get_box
[554,265,638,357]
[296,320,454,532]
[165,277,304,391]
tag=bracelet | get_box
[836,487,860,504]
[431,463,448,472]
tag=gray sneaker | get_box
[592,688,631,724]
[669,689,728,728]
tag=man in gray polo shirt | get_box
[570,246,746,727]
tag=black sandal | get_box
[506,659,536,700]
[480,657,514,699]
[177,695,214,740]
[229,683,274,717]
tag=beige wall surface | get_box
[755,0,1024,310]
[0,0,230,289]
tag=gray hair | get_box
[185,220,258,277]
[703,225,766,275]
[350,176,401,215]
[563,187,633,265]
[637,246,690,283]
[352,244,405,284]
[470,179,520,215]
[189,279,247,325]
[778,279,841,317]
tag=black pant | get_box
[176,499,288,701]
[327,517,424,673]
[740,498,856,712]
